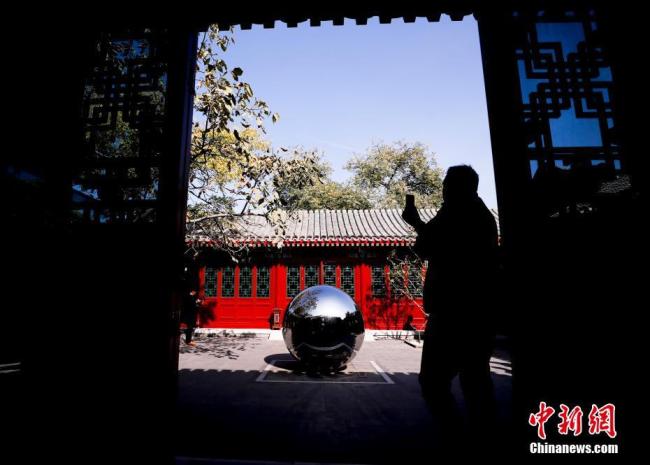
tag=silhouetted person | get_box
[402,165,499,444]
[403,315,422,343]
[182,289,200,346]
[403,315,417,332]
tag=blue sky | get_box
[218,16,497,210]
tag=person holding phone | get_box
[402,165,499,444]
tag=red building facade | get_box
[190,209,436,330]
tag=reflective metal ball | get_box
[282,285,365,371]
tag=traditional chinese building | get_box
[10,6,638,461]
[188,209,437,330]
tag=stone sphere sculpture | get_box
[282,285,365,371]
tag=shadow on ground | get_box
[175,339,512,463]
[179,333,265,359]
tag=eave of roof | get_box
[187,208,436,249]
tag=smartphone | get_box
[405,194,415,208]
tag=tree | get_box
[291,182,372,210]
[187,27,445,258]
[346,141,444,209]
[386,249,426,317]
[273,152,372,210]
[271,150,331,208]
[187,25,325,257]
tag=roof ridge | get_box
[289,207,431,213]
[187,208,435,247]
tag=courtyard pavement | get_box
[175,331,512,464]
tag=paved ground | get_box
[175,332,512,464]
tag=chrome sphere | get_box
[282,285,364,371]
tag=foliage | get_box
[187,25,325,256]
[187,27,445,259]
[346,141,444,209]
[273,153,372,210]
[290,182,373,210]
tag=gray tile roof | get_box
[190,208,437,248]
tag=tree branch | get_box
[187,212,267,224]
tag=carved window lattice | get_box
[72,30,169,223]
[515,9,627,207]
[406,264,424,297]
[323,264,336,287]
[287,266,300,298]
[388,262,404,297]
[205,267,217,297]
[341,265,355,297]
[222,266,234,297]
[256,266,270,298]
[305,265,320,288]
[239,266,252,297]
[371,265,386,297]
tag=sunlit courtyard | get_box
[175,332,512,463]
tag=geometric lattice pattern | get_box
[341,265,355,297]
[305,264,320,288]
[388,262,405,298]
[256,266,270,298]
[406,264,423,297]
[323,264,336,287]
[515,10,623,187]
[205,267,217,297]
[286,266,300,298]
[371,265,386,297]
[239,266,252,297]
[222,266,234,297]
[72,30,168,223]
